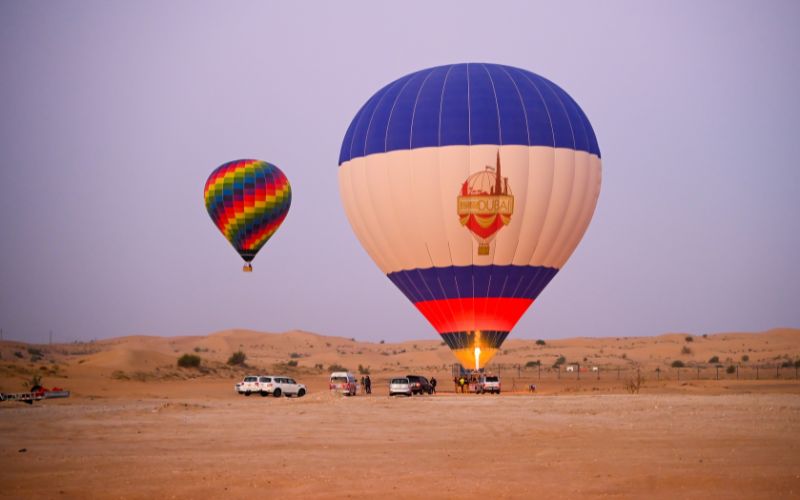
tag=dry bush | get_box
[227,351,247,366]
[625,372,643,394]
[177,354,202,369]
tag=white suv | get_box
[235,375,263,396]
[235,375,307,398]
[258,375,307,398]
[478,375,501,394]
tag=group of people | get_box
[360,375,371,394]
[453,374,481,393]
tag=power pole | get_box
[49,330,53,345]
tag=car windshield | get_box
[331,377,349,383]
[259,377,271,382]
[244,377,257,382]
[391,379,409,384]
[485,376,499,382]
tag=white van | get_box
[329,372,357,396]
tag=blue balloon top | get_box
[339,63,600,165]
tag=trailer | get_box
[0,387,70,404]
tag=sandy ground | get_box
[1,328,799,498]
[1,389,799,499]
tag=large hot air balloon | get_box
[338,63,601,370]
[204,159,291,271]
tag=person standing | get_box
[430,377,437,394]
[360,376,366,395]
[365,375,371,395]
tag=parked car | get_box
[258,375,307,398]
[329,372,357,396]
[477,375,501,394]
[405,374,432,395]
[235,375,263,396]
[389,377,412,397]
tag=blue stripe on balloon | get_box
[386,265,559,303]
[339,63,600,165]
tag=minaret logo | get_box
[456,151,515,255]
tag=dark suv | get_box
[405,375,433,395]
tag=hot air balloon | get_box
[338,63,601,370]
[204,159,291,272]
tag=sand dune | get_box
[0,327,797,398]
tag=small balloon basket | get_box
[242,263,253,272]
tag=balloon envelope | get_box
[338,63,601,369]
[204,159,291,270]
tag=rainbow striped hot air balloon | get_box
[204,159,291,272]
[338,63,601,370]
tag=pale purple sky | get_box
[1,1,798,344]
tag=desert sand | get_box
[1,328,799,498]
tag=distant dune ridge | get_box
[0,328,797,396]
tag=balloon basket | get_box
[478,243,490,255]
[243,264,253,272]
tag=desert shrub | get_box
[358,364,370,375]
[554,355,566,366]
[14,351,24,358]
[685,336,694,342]
[314,363,324,370]
[111,370,129,380]
[380,340,385,344]
[781,360,794,368]
[536,339,546,346]
[525,360,541,368]
[625,373,643,394]
[27,347,43,357]
[289,352,302,359]
[708,355,719,363]
[177,354,201,368]
[741,354,749,362]
[329,363,347,372]
[726,365,736,374]
[702,334,708,338]
[671,360,685,368]
[193,346,208,353]
[681,345,692,355]
[795,359,800,369]
[621,353,627,359]
[227,351,247,366]
[286,360,298,367]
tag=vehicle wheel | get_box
[260,391,268,397]
[297,388,306,397]
[273,388,281,398]
[244,391,251,397]
[497,390,501,395]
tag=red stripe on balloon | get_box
[413,297,533,333]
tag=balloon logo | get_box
[338,63,602,370]
[204,159,291,272]
[457,151,514,255]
